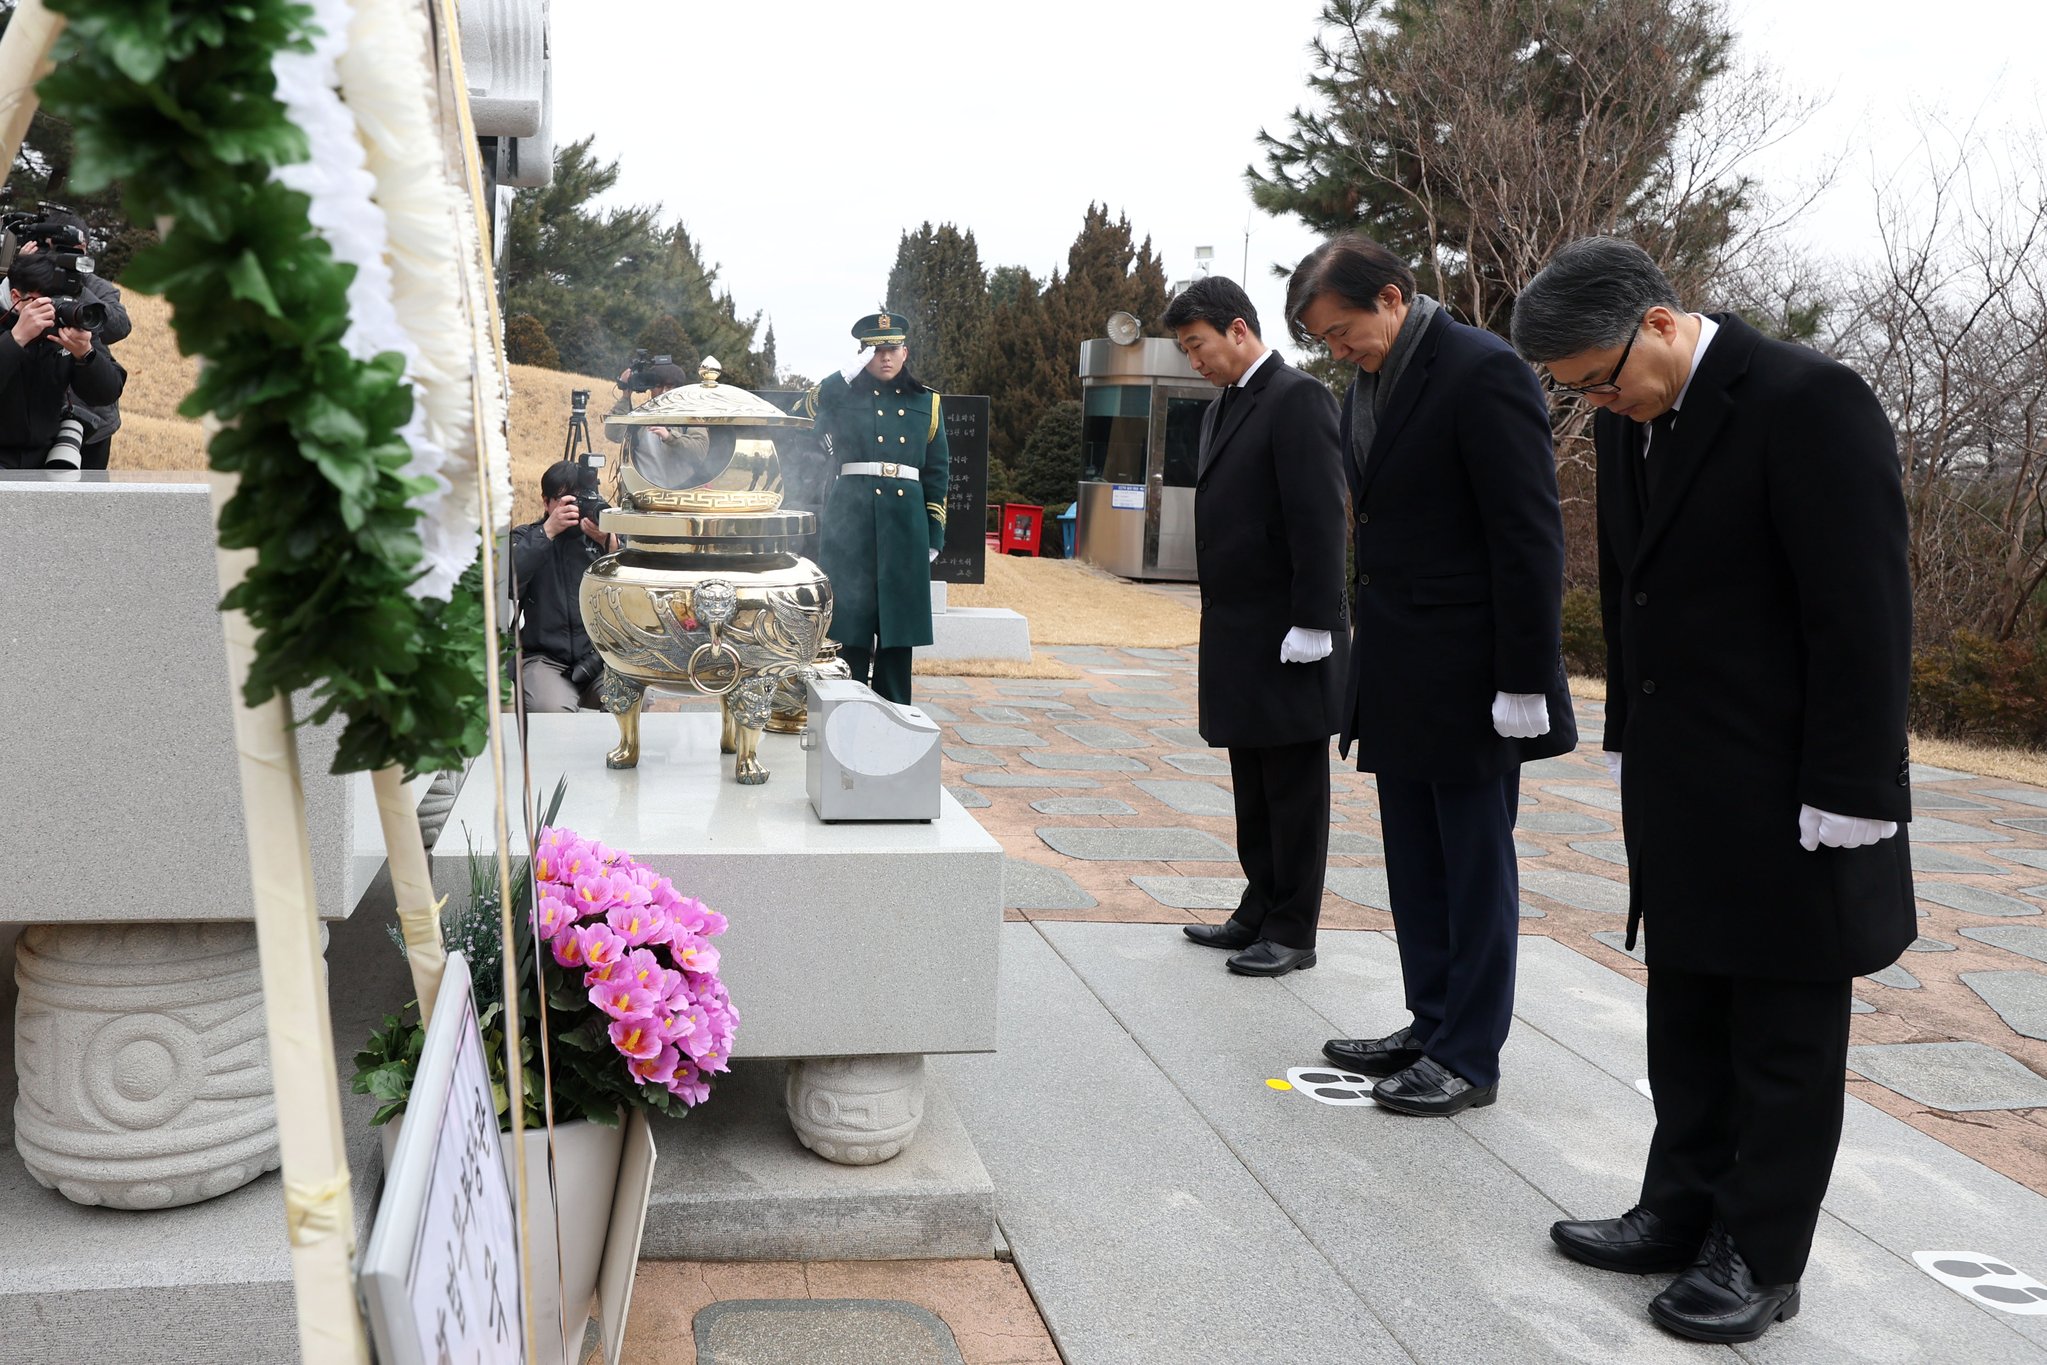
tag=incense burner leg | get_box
[719,701,739,756]
[600,669,646,770]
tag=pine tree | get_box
[886,222,991,395]
[1014,400,1085,510]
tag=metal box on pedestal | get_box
[802,678,943,823]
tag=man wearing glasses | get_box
[1510,237,1914,1345]
[1286,235,1576,1116]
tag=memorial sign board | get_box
[361,952,525,1365]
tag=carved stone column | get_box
[784,1054,926,1165]
[12,922,284,1209]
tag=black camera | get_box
[568,650,604,690]
[577,491,611,524]
[620,349,675,393]
[1,204,106,334]
[570,388,590,414]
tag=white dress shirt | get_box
[1644,314,1719,456]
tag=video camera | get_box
[619,349,674,393]
[0,202,106,332]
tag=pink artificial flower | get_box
[606,899,669,949]
[532,826,590,887]
[667,896,727,940]
[589,978,661,1021]
[621,948,680,1001]
[552,926,590,969]
[627,1044,681,1087]
[608,1016,663,1060]
[571,923,626,979]
[667,1059,711,1106]
[650,1001,698,1046]
[535,892,577,943]
[668,933,720,977]
[569,869,631,919]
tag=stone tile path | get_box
[923,644,2047,1196]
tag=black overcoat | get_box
[1598,314,1915,980]
[1193,353,1349,749]
[1339,311,1576,780]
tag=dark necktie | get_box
[1216,384,1237,425]
[1644,410,1676,501]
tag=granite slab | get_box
[1150,727,1208,747]
[1913,847,2012,875]
[1521,870,1632,915]
[1131,876,1249,910]
[1035,827,1237,862]
[1090,691,1182,711]
[1570,840,1631,866]
[1160,752,1231,776]
[943,746,1008,766]
[1911,817,2013,844]
[1054,723,1147,749]
[1543,784,1626,813]
[1004,858,1099,911]
[1016,749,1148,773]
[1846,1042,2047,1111]
[1960,971,2047,1041]
[950,725,1049,748]
[1030,797,1136,816]
[945,786,990,810]
[1520,811,1617,835]
[961,772,1102,789]
[1132,779,1236,817]
[1917,883,2043,918]
[1960,925,2047,965]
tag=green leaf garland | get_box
[42,0,487,777]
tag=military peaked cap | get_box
[852,310,910,347]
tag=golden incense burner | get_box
[583,359,843,784]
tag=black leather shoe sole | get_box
[1371,1081,1497,1116]
[1550,1225,1699,1275]
[1226,949,1316,977]
[1320,1041,1424,1078]
[1649,1286,1801,1344]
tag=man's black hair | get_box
[8,252,62,297]
[1162,276,1261,339]
[1285,236,1418,344]
[540,459,585,503]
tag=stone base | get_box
[642,1061,996,1262]
[920,607,1031,663]
[0,882,407,1363]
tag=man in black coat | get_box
[0,252,124,469]
[1511,236,1914,1346]
[510,460,619,713]
[1164,277,1348,978]
[1288,235,1576,1116]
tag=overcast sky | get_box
[547,0,2044,383]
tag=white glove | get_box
[840,353,868,382]
[1603,751,1622,785]
[929,547,940,563]
[1491,691,1550,738]
[1279,626,1333,663]
[1798,805,1899,852]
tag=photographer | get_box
[7,213,131,468]
[0,252,124,470]
[604,359,718,489]
[510,460,619,712]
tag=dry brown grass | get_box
[111,290,610,521]
[913,655,1081,679]
[951,556,1201,648]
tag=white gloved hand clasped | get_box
[1797,805,1898,852]
[1603,751,1622,785]
[929,547,940,563]
[1491,691,1550,738]
[1279,626,1333,664]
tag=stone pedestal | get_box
[13,924,279,1209]
[431,711,1003,1166]
[786,1055,927,1165]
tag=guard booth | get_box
[1072,316,1209,581]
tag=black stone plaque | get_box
[934,395,989,585]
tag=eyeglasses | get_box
[1545,321,1642,397]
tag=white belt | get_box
[840,461,920,481]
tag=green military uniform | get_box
[810,310,950,703]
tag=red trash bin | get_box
[1000,502,1043,556]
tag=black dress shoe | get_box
[1322,1025,1424,1078]
[1183,919,1258,951]
[1371,1056,1497,1115]
[1649,1225,1799,1344]
[1551,1205,1703,1274]
[1225,940,1317,976]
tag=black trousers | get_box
[840,642,912,706]
[1640,969,1852,1285]
[81,436,111,471]
[1374,771,1521,1087]
[1224,739,1330,951]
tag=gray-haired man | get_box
[1510,237,1914,1345]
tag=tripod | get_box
[562,389,609,499]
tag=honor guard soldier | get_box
[807,309,950,705]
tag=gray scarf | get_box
[1350,292,1441,471]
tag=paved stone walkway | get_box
[922,644,2047,1195]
